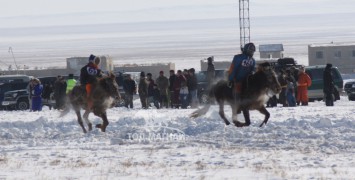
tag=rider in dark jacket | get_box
[80,54,103,109]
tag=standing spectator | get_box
[41,82,53,110]
[31,78,43,111]
[138,72,148,109]
[54,76,67,110]
[207,56,215,87]
[278,70,288,107]
[169,70,176,108]
[27,79,35,111]
[152,84,161,109]
[290,66,299,98]
[123,74,137,109]
[323,63,335,106]
[286,76,297,107]
[180,81,189,109]
[173,70,186,108]
[297,66,312,106]
[156,71,169,108]
[183,69,191,104]
[187,68,198,108]
[66,74,77,94]
[146,73,155,107]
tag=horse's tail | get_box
[190,84,216,118]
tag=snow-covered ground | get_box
[0,96,354,179]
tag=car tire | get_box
[17,99,29,110]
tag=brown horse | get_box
[191,66,281,127]
[61,73,120,133]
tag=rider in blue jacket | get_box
[228,43,256,99]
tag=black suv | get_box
[196,69,227,104]
[344,80,355,101]
[2,76,78,110]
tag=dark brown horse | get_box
[61,73,120,133]
[191,66,281,127]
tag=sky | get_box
[0,0,354,28]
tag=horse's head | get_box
[100,73,121,102]
[260,66,282,96]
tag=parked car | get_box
[0,75,33,109]
[1,75,78,110]
[344,80,355,101]
[305,65,343,101]
[196,69,227,104]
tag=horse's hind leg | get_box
[83,110,93,131]
[95,112,109,132]
[75,110,87,133]
[218,100,230,125]
[258,106,270,127]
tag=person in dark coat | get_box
[323,63,335,106]
[41,82,53,109]
[53,76,67,110]
[187,68,198,108]
[123,74,137,108]
[31,78,43,111]
[156,71,169,108]
[146,73,155,107]
[278,70,288,107]
[207,56,215,87]
[173,70,186,108]
[138,72,148,109]
[152,84,161,109]
[169,70,176,108]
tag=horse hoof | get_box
[225,121,230,125]
[96,124,102,128]
[233,121,244,127]
[88,124,93,131]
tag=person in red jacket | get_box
[297,66,312,106]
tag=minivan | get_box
[305,65,343,101]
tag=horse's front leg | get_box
[83,110,93,131]
[95,111,109,132]
[75,110,87,133]
[257,105,270,127]
[218,100,230,125]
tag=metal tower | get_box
[239,0,250,51]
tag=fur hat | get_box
[89,54,96,63]
[140,71,145,77]
[326,63,332,68]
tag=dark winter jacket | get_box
[138,78,148,96]
[146,78,155,97]
[323,67,334,94]
[173,75,186,91]
[207,62,215,83]
[169,74,176,91]
[80,62,102,85]
[187,74,198,91]
[156,75,169,95]
[53,79,67,99]
[123,79,136,95]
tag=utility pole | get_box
[239,0,250,51]
[8,47,19,74]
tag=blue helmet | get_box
[243,43,256,57]
[89,54,96,63]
